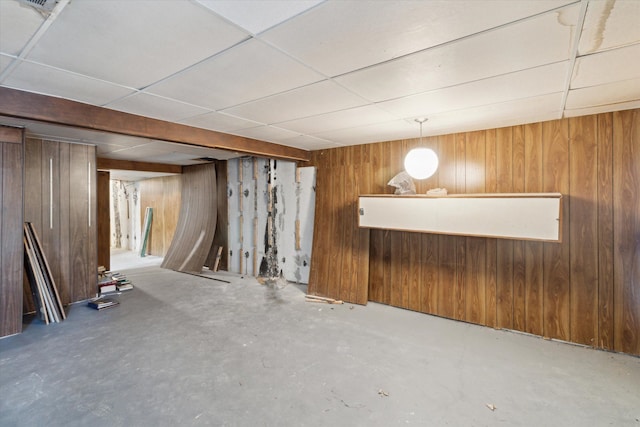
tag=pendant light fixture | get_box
[404,118,438,180]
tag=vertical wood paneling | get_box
[542,119,570,340]
[97,171,110,270]
[437,134,457,318]
[570,116,598,345]
[342,150,355,301]
[524,123,544,336]
[87,146,97,301]
[613,110,640,355]
[367,144,384,303]
[597,113,614,350]
[454,133,466,321]
[305,108,640,356]
[465,131,486,324]
[58,142,71,304]
[485,129,498,328]
[496,127,514,329]
[355,146,370,305]
[41,141,61,305]
[69,144,89,301]
[512,125,526,331]
[22,139,41,313]
[420,136,440,314]
[0,136,24,337]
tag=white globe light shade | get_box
[404,148,439,180]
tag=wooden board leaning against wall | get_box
[306,109,640,357]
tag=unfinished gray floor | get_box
[1,253,639,426]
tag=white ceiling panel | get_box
[422,93,564,136]
[25,0,249,88]
[105,93,211,122]
[578,0,640,55]
[3,60,136,105]
[196,0,324,35]
[277,104,401,134]
[378,62,569,119]
[571,43,640,89]
[0,0,45,56]
[179,112,262,133]
[565,78,640,109]
[336,3,580,102]
[222,80,368,124]
[147,39,323,110]
[261,0,575,77]
[279,134,340,150]
[231,125,300,142]
[0,54,13,75]
[312,119,418,146]
[564,99,640,118]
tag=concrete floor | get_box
[1,252,639,426]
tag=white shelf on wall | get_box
[358,193,563,242]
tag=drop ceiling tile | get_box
[196,0,323,35]
[25,0,249,88]
[277,104,401,134]
[378,62,569,119]
[563,100,640,118]
[222,80,368,124]
[312,119,418,146]
[179,112,262,133]
[105,93,211,122]
[423,93,564,137]
[261,0,575,77]
[571,43,640,89]
[147,39,323,110]
[566,78,640,110]
[0,54,13,75]
[0,0,45,56]
[335,3,580,102]
[231,125,300,143]
[279,134,338,151]
[3,60,136,105]
[578,0,640,55]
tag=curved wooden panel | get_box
[161,164,217,273]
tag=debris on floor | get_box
[486,403,497,411]
[378,389,389,397]
[305,295,343,304]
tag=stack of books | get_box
[112,273,133,291]
[96,269,134,295]
[87,297,119,310]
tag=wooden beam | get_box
[0,87,310,162]
[0,125,23,144]
[97,158,182,174]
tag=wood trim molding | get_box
[0,87,310,162]
[0,125,23,144]
[97,158,182,174]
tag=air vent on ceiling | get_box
[18,0,57,13]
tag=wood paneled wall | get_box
[161,163,217,273]
[23,138,97,307]
[307,109,640,356]
[97,171,110,270]
[139,175,181,257]
[0,127,24,337]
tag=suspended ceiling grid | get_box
[0,0,638,164]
